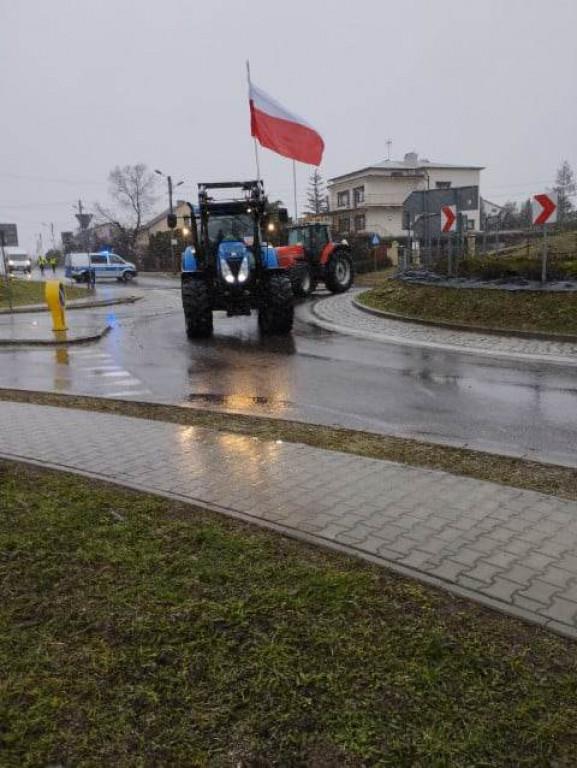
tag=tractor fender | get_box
[261,245,279,269]
[321,243,352,266]
[181,246,198,273]
[319,242,338,265]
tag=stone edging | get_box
[0,326,111,347]
[353,296,577,344]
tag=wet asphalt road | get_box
[1,275,576,465]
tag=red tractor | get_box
[275,222,355,296]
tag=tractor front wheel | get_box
[292,266,317,297]
[325,252,354,293]
[182,279,213,338]
[258,274,294,335]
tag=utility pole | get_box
[0,231,13,311]
[386,139,392,162]
[155,170,184,271]
[74,200,93,254]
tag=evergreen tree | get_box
[306,169,328,215]
[553,159,576,222]
[500,200,519,229]
[519,198,533,229]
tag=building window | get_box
[466,218,475,230]
[338,217,350,234]
[435,181,452,189]
[337,190,350,208]
[353,186,365,205]
[354,214,365,232]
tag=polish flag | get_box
[249,80,324,166]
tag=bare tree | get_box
[553,159,576,222]
[96,164,157,256]
[306,169,328,215]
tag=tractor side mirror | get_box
[277,207,289,224]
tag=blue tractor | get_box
[181,180,294,338]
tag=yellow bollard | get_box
[45,281,67,332]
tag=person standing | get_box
[49,254,57,275]
[38,254,47,277]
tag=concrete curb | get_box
[307,298,577,368]
[1,451,575,642]
[0,295,142,315]
[353,295,577,344]
[0,325,111,347]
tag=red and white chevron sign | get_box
[440,204,457,232]
[532,193,558,226]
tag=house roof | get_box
[329,154,484,183]
[143,200,189,230]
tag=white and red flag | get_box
[248,80,324,166]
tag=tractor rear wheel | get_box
[258,274,294,335]
[292,266,317,297]
[182,279,213,338]
[325,252,354,293]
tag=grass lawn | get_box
[358,281,577,335]
[2,461,577,767]
[0,278,87,309]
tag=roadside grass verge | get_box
[0,278,86,309]
[354,266,397,286]
[358,281,577,335]
[2,459,577,767]
[0,389,576,502]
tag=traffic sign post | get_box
[441,205,457,277]
[531,193,558,283]
[371,233,380,273]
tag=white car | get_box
[3,248,32,274]
[64,252,138,282]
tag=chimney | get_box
[404,152,419,165]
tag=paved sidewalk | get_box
[312,292,577,365]
[2,401,577,638]
[0,311,110,345]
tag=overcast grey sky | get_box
[2,0,576,252]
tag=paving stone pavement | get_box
[312,291,577,364]
[2,400,577,638]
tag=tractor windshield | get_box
[288,227,307,246]
[207,214,253,248]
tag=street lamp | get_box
[155,169,185,271]
[419,169,432,268]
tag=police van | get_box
[65,251,137,283]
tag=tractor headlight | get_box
[220,258,235,284]
[237,255,250,283]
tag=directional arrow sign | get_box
[532,193,558,226]
[441,204,457,233]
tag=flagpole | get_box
[292,160,298,222]
[246,60,261,187]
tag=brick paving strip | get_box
[2,400,577,639]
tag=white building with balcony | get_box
[328,152,484,238]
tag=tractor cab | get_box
[287,223,332,263]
